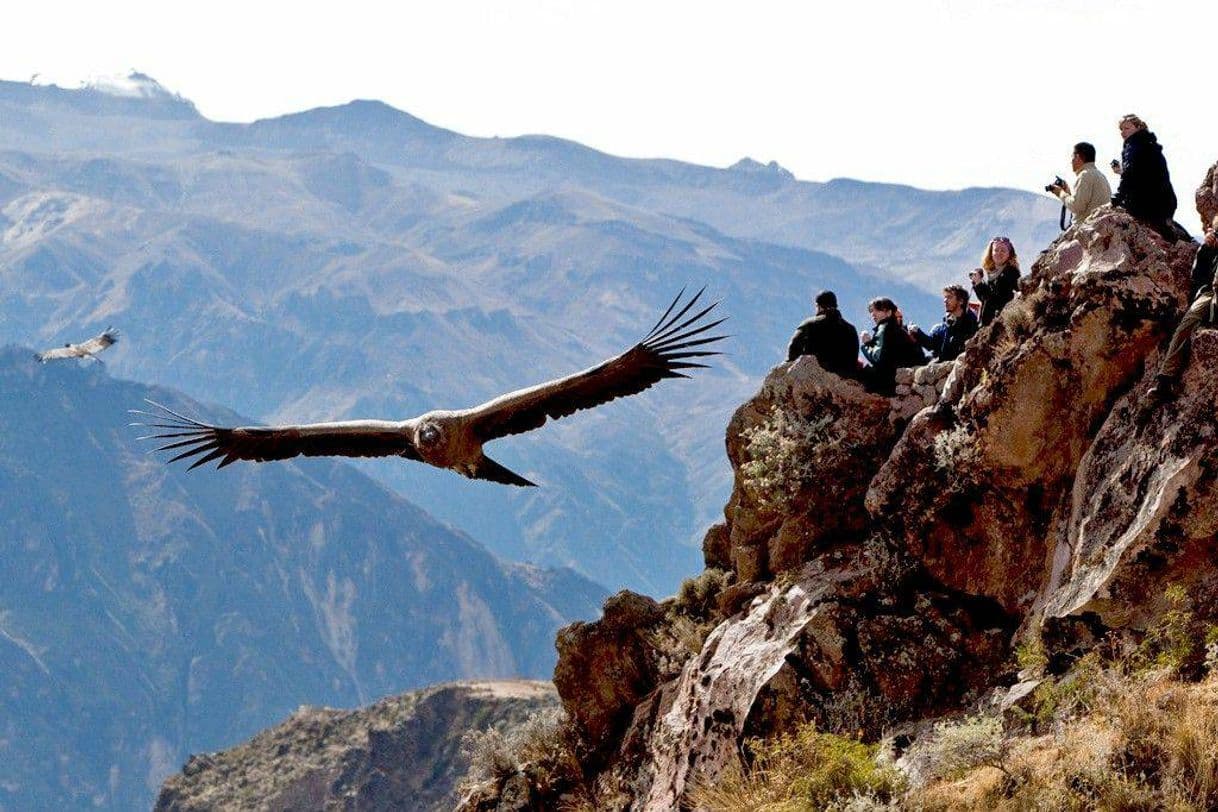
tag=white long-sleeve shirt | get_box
[1057,163,1112,222]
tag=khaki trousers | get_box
[1160,292,1215,380]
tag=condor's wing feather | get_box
[133,401,418,470]
[464,288,726,442]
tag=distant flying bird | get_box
[36,328,120,363]
[134,289,726,487]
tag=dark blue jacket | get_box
[1113,129,1177,224]
[912,309,979,362]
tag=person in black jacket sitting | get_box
[860,297,925,395]
[909,284,979,362]
[786,290,860,378]
[969,237,1021,327]
[1112,114,1181,241]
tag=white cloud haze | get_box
[3,0,1212,230]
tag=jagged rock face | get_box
[155,681,557,812]
[552,591,665,765]
[1042,328,1218,628]
[637,553,1011,807]
[720,357,896,581]
[1198,161,1218,229]
[868,209,1196,613]
[533,191,1218,812]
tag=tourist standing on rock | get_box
[1111,114,1180,240]
[860,297,924,395]
[1049,141,1112,223]
[909,285,979,362]
[969,237,1021,326]
[785,290,860,377]
[1147,215,1218,401]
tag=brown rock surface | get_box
[868,209,1196,613]
[721,355,896,581]
[1041,327,1218,628]
[1198,161,1218,229]
[551,591,665,765]
[154,681,557,812]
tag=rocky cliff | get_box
[155,681,557,812]
[463,164,1218,809]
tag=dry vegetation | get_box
[684,586,1218,811]
[740,408,833,510]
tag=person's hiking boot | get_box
[1145,375,1178,402]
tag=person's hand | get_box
[1056,179,1071,194]
[860,330,873,344]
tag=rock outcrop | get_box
[512,182,1218,811]
[869,208,1196,614]
[155,681,557,812]
[1198,161,1218,229]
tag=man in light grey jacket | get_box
[1051,141,1112,223]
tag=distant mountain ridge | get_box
[0,74,1059,595]
[0,348,603,810]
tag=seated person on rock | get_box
[1147,215,1218,401]
[908,284,979,363]
[1049,141,1112,223]
[860,297,925,395]
[1111,114,1183,241]
[969,237,1021,327]
[786,289,860,377]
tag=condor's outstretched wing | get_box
[463,288,726,442]
[37,327,119,362]
[134,401,419,470]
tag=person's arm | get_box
[860,325,884,365]
[786,325,807,362]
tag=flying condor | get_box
[134,289,726,487]
[37,328,119,363]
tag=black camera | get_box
[1044,176,1065,193]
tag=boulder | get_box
[721,356,895,582]
[867,209,1196,614]
[1040,327,1218,629]
[552,592,665,764]
[1198,161,1218,229]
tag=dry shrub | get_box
[740,408,833,510]
[686,723,904,811]
[922,714,1009,781]
[931,424,976,473]
[458,708,585,800]
[675,568,730,619]
[913,669,1218,810]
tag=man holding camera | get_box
[1048,142,1111,223]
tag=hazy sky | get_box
[3,0,1213,229]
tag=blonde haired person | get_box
[1112,113,1180,240]
[968,237,1021,326]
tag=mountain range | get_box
[0,348,603,810]
[0,73,1061,595]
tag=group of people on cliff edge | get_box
[785,112,1204,400]
[785,238,1003,395]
